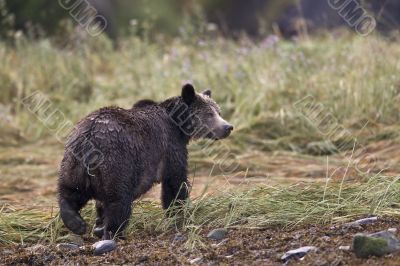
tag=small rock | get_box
[352,234,389,258]
[345,217,378,228]
[281,246,318,263]
[321,236,330,241]
[26,244,46,253]
[339,245,351,251]
[56,243,80,251]
[352,231,400,258]
[388,228,397,234]
[2,249,13,256]
[207,228,228,241]
[369,231,400,252]
[92,240,117,256]
[211,238,228,248]
[355,217,378,225]
[66,234,84,246]
[189,257,202,264]
[137,255,149,263]
[173,233,186,242]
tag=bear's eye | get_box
[206,113,214,118]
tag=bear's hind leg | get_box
[93,200,105,238]
[59,187,90,235]
[102,200,132,240]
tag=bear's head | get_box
[178,84,233,140]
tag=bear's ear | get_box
[202,89,212,98]
[182,84,196,105]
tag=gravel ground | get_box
[1,217,399,265]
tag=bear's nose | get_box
[225,124,234,132]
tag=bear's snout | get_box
[213,122,233,139]
[224,124,234,132]
[223,124,234,137]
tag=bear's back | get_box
[66,105,170,157]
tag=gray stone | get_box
[355,217,378,225]
[92,240,117,256]
[173,232,186,242]
[26,244,46,253]
[345,217,378,228]
[338,245,351,251]
[56,243,80,252]
[368,231,400,253]
[281,246,318,262]
[189,257,202,264]
[207,228,228,241]
[352,231,400,258]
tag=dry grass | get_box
[1,33,400,246]
[0,173,399,245]
[1,34,400,155]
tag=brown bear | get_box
[58,84,233,239]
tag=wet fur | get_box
[58,86,228,239]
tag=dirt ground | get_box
[0,217,399,265]
[1,140,400,265]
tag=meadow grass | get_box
[0,173,399,245]
[1,33,400,155]
[1,33,400,246]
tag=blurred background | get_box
[1,0,400,167]
[1,0,399,40]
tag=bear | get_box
[58,84,233,239]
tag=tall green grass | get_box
[0,174,399,245]
[1,34,400,155]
